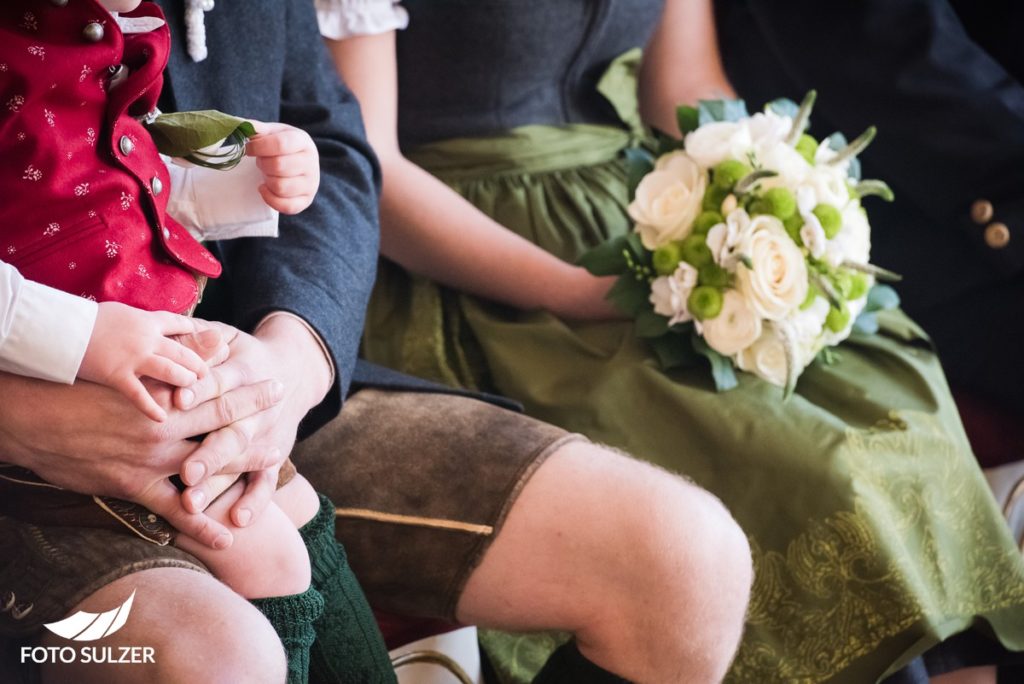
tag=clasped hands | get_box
[1,315,325,551]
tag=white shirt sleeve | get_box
[0,261,98,384]
[315,0,409,40]
[163,156,279,242]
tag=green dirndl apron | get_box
[362,51,1024,683]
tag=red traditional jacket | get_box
[0,0,221,314]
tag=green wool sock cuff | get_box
[299,493,347,586]
[533,641,630,684]
[250,586,325,643]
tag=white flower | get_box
[736,325,789,386]
[706,209,753,269]
[698,290,762,356]
[800,213,827,259]
[834,203,872,265]
[803,164,850,210]
[735,215,809,320]
[630,151,707,249]
[684,121,751,169]
[649,262,699,326]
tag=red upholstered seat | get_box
[954,389,1024,468]
[375,610,462,651]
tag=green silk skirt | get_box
[363,73,1024,684]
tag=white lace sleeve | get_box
[316,0,409,40]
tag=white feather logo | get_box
[43,591,136,641]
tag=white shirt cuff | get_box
[164,156,279,242]
[316,0,409,40]
[0,276,97,384]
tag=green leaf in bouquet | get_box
[853,310,880,335]
[811,271,844,309]
[624,147,655,199]
[607,272,652,316]
[698,99,750,125]
[635,309,670,338]
[691,334,739,391]
[784,90,817,146]
[842,260,904,282]
[853,179,895,202]
[578,235,630,276]
[818,346,842,365]
[676,105,700,135]
[652,129,686,155]
[146,111,256,168]
[624,232,651,264]
[865,284,901,312]
[828,126,876,165]
[649,332,698,370]
[734,169,779,195]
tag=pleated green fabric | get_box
[362,54,1024,683]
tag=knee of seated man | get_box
[600,455,753,617]
[41,568,287,684]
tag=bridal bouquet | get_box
[582,92,900,394]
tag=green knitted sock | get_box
[302,495,396,684]
[250,586,324,684]
[532,641,630,683]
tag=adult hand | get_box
[0,325,283,550]
[545,266,625,322]
[174,315,333,528]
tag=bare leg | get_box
[176,475,320,599]
[931,666,997,684]
[456,441,753,684]
[39,567,287,684]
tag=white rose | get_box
[683,121,752,169]
[800,214,828,259]
[629,151,707,250]
[736,325,789,387]
[698,289,763,356]
[736,216,809,320]
[649,262,700,326]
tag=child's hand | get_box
[246,122,320,215]
[79,302,209,422]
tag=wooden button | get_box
[984,222,1010,249]
[970,199,994,225]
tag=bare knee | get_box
[546,443,752,683]
[176,486,312,599]
[40,568,287,684]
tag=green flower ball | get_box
[847,273,871,300]
[693,210,724,235]
[752,187,797,220]
[702,185,731,212]
[681,234,714,268]
[826,301,851,333]
[795,134,819,164]
[783,213,804,244]
[688,286,724,320]
[698,263,730,288]
[652,241,685,276]
[713,160,753,190]
[812,203,843,239]
[800,283,819,310]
